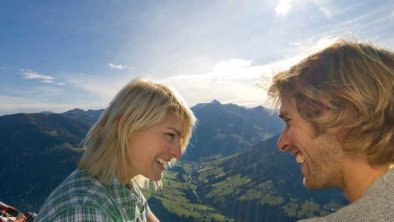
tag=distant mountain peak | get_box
[64,108,85,114]
[62,108,88,119]
[191,100,223,110]
[211,99,221,105]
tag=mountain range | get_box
[185,100,283,160]
[0,101,346,221]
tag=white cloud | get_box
[65,73,135,105]
[311,0,334,19]
[158,36,342,108]
[275,0,292,17]
[22,69,54,81]
[108,63,134,71]
[158,56,303,108]
[300,35,341,54]
[63,58,302,111]
[319,6,332,18]
[21,69,65,86]
[275,0,335,19]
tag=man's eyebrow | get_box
[278,111,289,120]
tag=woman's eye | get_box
[165,133,175,141]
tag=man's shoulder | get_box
[299,170,394,222]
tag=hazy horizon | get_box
[0,98,275,116]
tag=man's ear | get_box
[328,125,347,142]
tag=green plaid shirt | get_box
[35,170,150,222]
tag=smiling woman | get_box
[35,78,196,222]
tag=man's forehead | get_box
[279,96,298,117]
[279,96,296,113]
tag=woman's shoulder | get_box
[36,170,115,219]
[51,170,110,202]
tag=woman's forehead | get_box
[160,114,184,130]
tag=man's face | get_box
[277,95,345,189]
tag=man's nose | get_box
[277,127,290,152]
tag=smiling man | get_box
[268,40,394,221]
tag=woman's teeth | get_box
[156,158,169,169]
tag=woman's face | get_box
[125,114,184,181]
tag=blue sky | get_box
[1,0,393,115]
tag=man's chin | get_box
[303,177,320,189]
[303,177,308,188]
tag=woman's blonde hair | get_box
[269,40,394,165]
[78,78,196,187]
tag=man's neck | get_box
[342,156,391,203]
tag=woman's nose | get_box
[169,142,182,159]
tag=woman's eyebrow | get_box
[166,127,182,137]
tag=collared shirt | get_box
[35,170,150,222]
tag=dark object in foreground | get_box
[0,201,36,222]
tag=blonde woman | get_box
[36,78,196,221]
